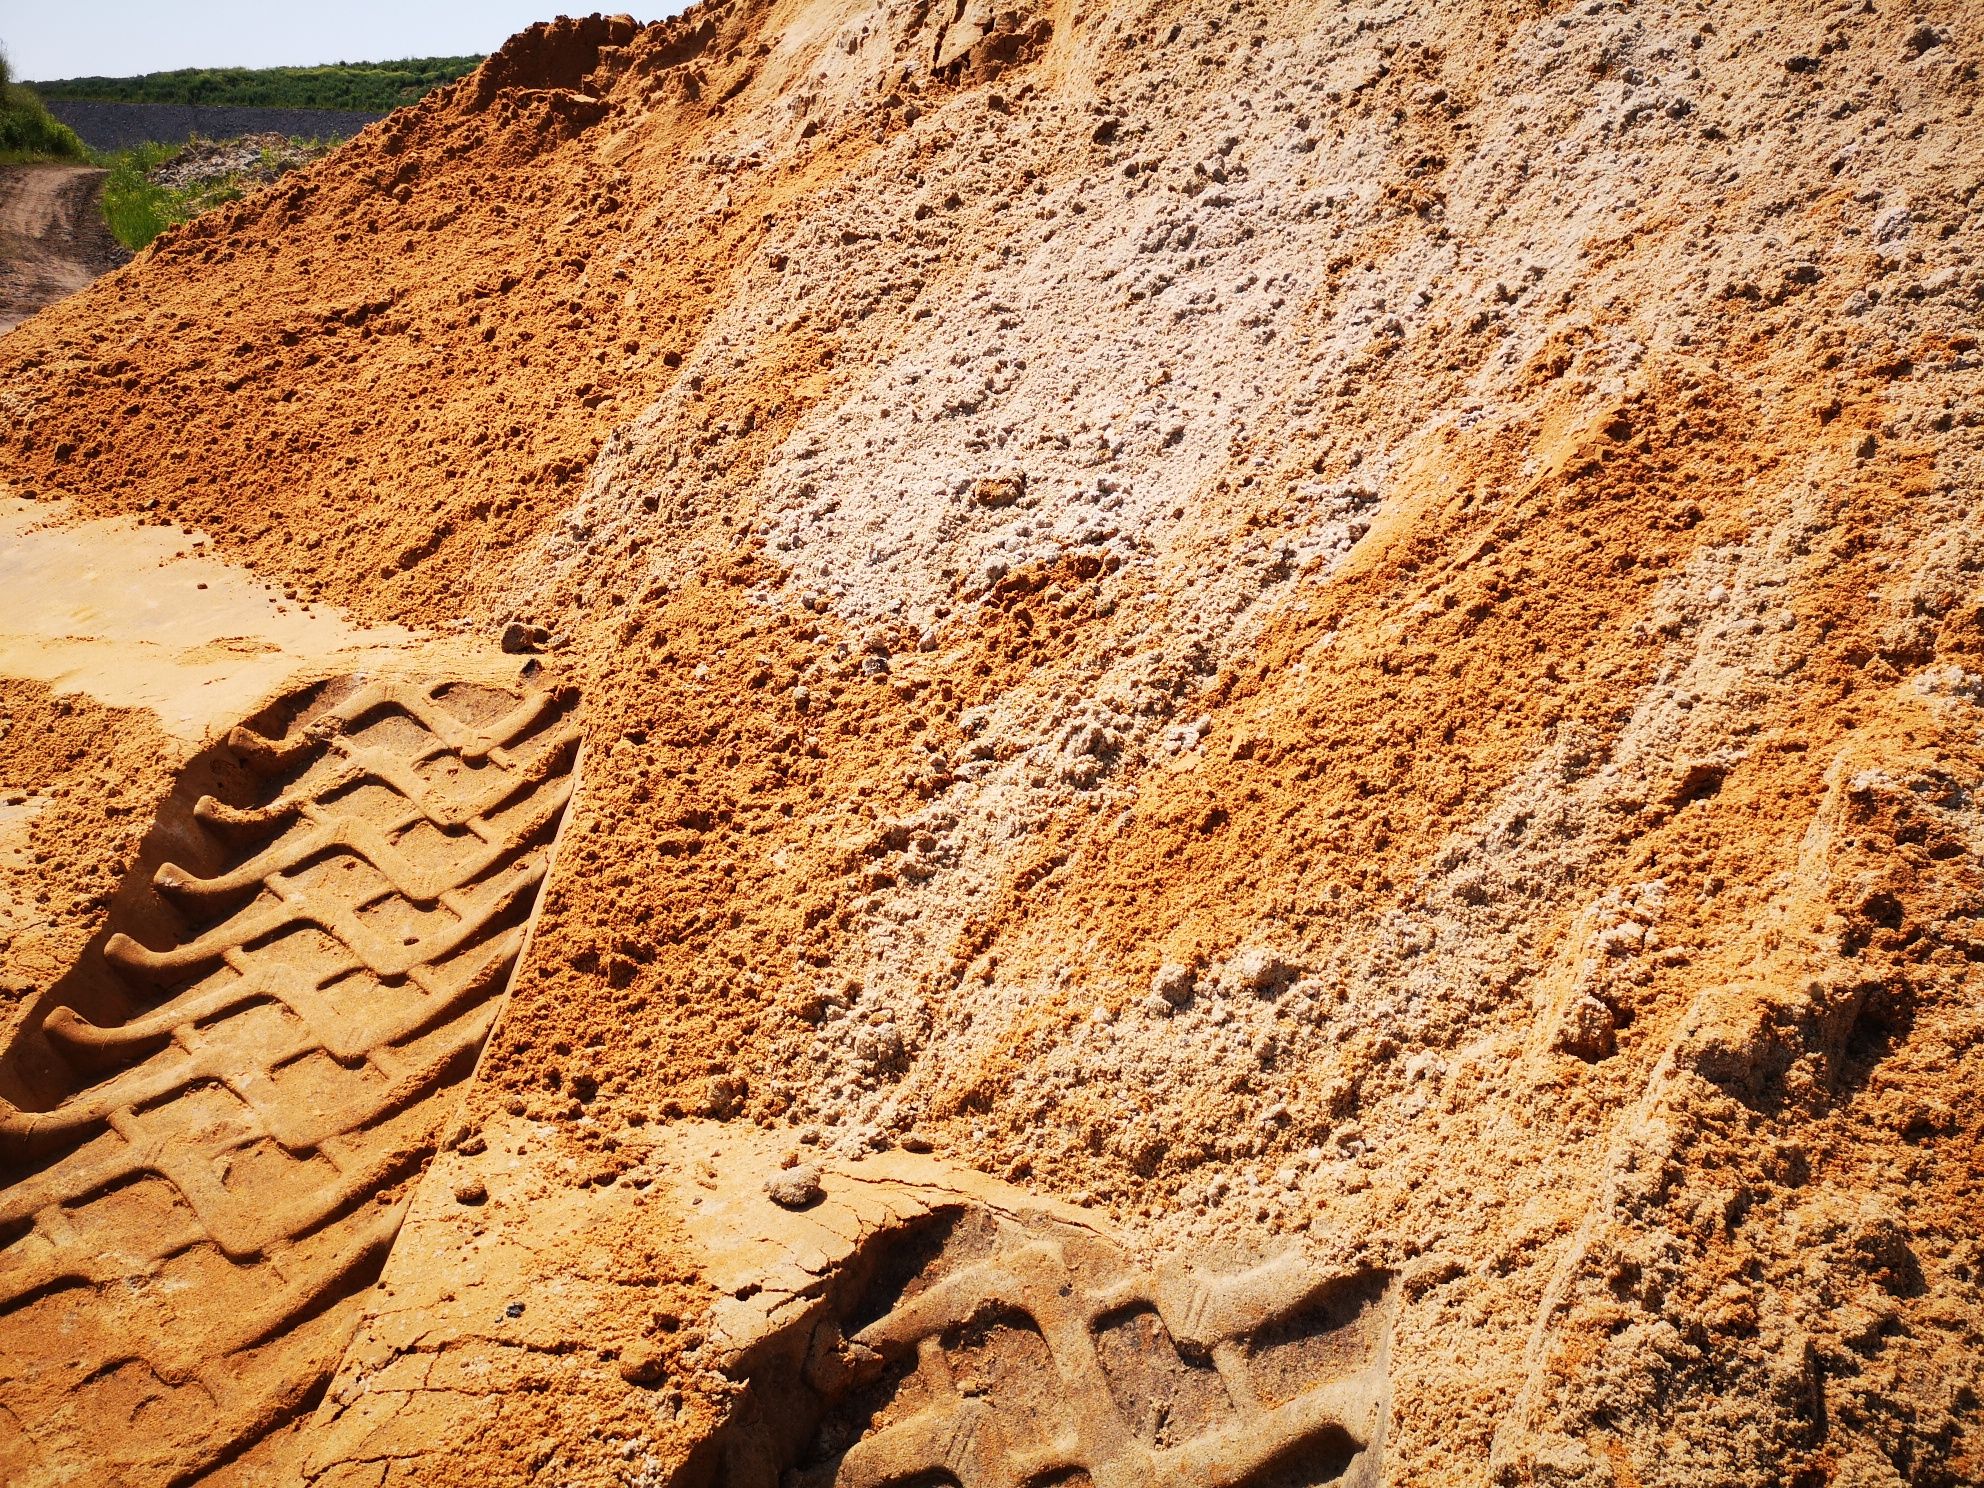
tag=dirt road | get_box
[0,165,126,335]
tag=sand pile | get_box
[1,2,1981,1485]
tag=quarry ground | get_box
[0,3,1982,1487]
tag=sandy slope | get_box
[0,3,1981,1485]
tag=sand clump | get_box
[0,2,1982,1485]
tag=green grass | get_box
[0,47,88,162]
[97,138,335,252]
[30,57,481,112]
[97,142,187,250]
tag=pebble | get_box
[618,1348,666,1385]
[454,1177,489,1205]
[1229,946,1296,996]
[973,474,1026,507]
[501,621,550,654]
[765,1164,824,1208]
[1151,961,1197,1006]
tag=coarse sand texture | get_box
[0,2,1981,1485]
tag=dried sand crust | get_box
[0,1,1982,1486]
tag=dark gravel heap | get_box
[42,99,382,151]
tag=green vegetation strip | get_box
[98,143,194,251]
[0,50,87,163]
[98,138,332,252]
[30,57,481,112]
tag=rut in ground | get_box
[0,675,579,1486]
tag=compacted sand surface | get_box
[0,4,1980,1485]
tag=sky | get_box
[1,2,633,81]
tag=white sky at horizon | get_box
[2,3,670,82]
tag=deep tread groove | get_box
[0,674,580,1486]
[716,1208,1396,1488]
